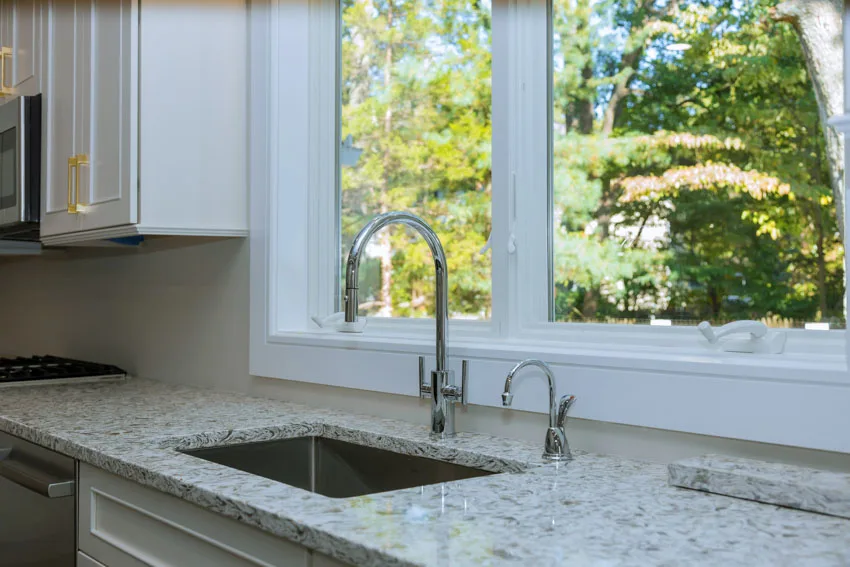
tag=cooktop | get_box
[0,355,127,387]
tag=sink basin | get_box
[180,436,495,498]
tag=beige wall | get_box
[1,237,848,471]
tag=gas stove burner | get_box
[0,355,127,386]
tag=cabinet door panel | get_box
[77,551,108,567]
[79,464,312,567]
[11,0,37,91]
[40,0,78,236]
[77,0,135,232]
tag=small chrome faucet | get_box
[502,359,576,461]
[344,211,468,439]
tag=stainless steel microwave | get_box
[0,94,41,241]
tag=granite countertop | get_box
[1,378,849,566]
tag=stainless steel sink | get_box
[180,436,495,498]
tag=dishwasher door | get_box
[0,431,75,567]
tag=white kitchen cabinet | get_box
[0,0,40,101]
[40,0,247,244]
[78,463,350,567]
[77,551,108,567]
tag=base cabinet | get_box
[78,551,108,567]
[78,463,348,567]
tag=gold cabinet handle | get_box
[67,157,78,213]
[0,46,13,96]
[75,154,88,211]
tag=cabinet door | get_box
[77,552,108,567]
[75,0,136,233]
[79,464,312,567]
[10,0,38,93]
[0,0,13,102]
[39,0,79,237]
[0,0,40,100]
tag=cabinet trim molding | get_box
[41,225,249,246]
[89,487,276,567]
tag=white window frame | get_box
[250,0,850,452]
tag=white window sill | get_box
[267,326,847,384]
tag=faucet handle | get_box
[438,360,469,406]
[556,395,576,429]
[418,356,432,399]
[460,359,469,406]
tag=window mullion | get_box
[307,0,340,325]
[490,0,512,339]
[513,0,551,332]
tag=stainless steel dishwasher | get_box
[0,431,75,567]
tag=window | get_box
[251,0,850,452]
[338,0,493,320]
[550,1,846,330]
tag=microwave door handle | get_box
[0,448,75,498]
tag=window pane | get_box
[339,0,492,320]
[551,0,845,330]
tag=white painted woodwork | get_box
[2,0,39,95]
[41,0,79,235]
[78,463,348,567]
[40,0,247,243]
[77,551,108,567]
[312,555,349,567]
[76,0,136,233]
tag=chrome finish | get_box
[0,94,42,240]
[418,355,431,399]
[0,448,75,497]
[502,359,576,461]
[0,431,75,566]
[344,212,469,438]
[460,359,469,405]
[181,436,494,499]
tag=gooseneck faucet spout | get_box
[502,359,576,461]
[344,211,468,438]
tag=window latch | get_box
[697,320,786,354]
[311,312,366,333]
[479,232,517,255]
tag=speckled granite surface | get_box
[1,378,849,566]
[669,454,850,520]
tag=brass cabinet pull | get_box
[75,154,88,210]
[67,157,78,213]
[0,46,13,96]
[67,154,90,214]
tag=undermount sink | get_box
[180,436,495,498]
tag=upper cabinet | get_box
[40,0,247,244]
[0,0,40,100]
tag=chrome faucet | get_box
[502,359,576,461]
[344,211,468,439]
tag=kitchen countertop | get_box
[1,378,848,566]
[669,454,850,520]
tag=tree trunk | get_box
[814,202,829,319]
[377,229,394,317]
[377,1,395,318]
[771,0,845,241]
[577,63,595,135]
[600,49,642,137]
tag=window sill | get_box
[267,327,847,383]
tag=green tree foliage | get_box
[340,0,492,318]
[341,0,844,327]
[552,0,844,325]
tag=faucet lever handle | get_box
[556,395,576,429]
[418,356,432,398]
[460,360,469,406]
